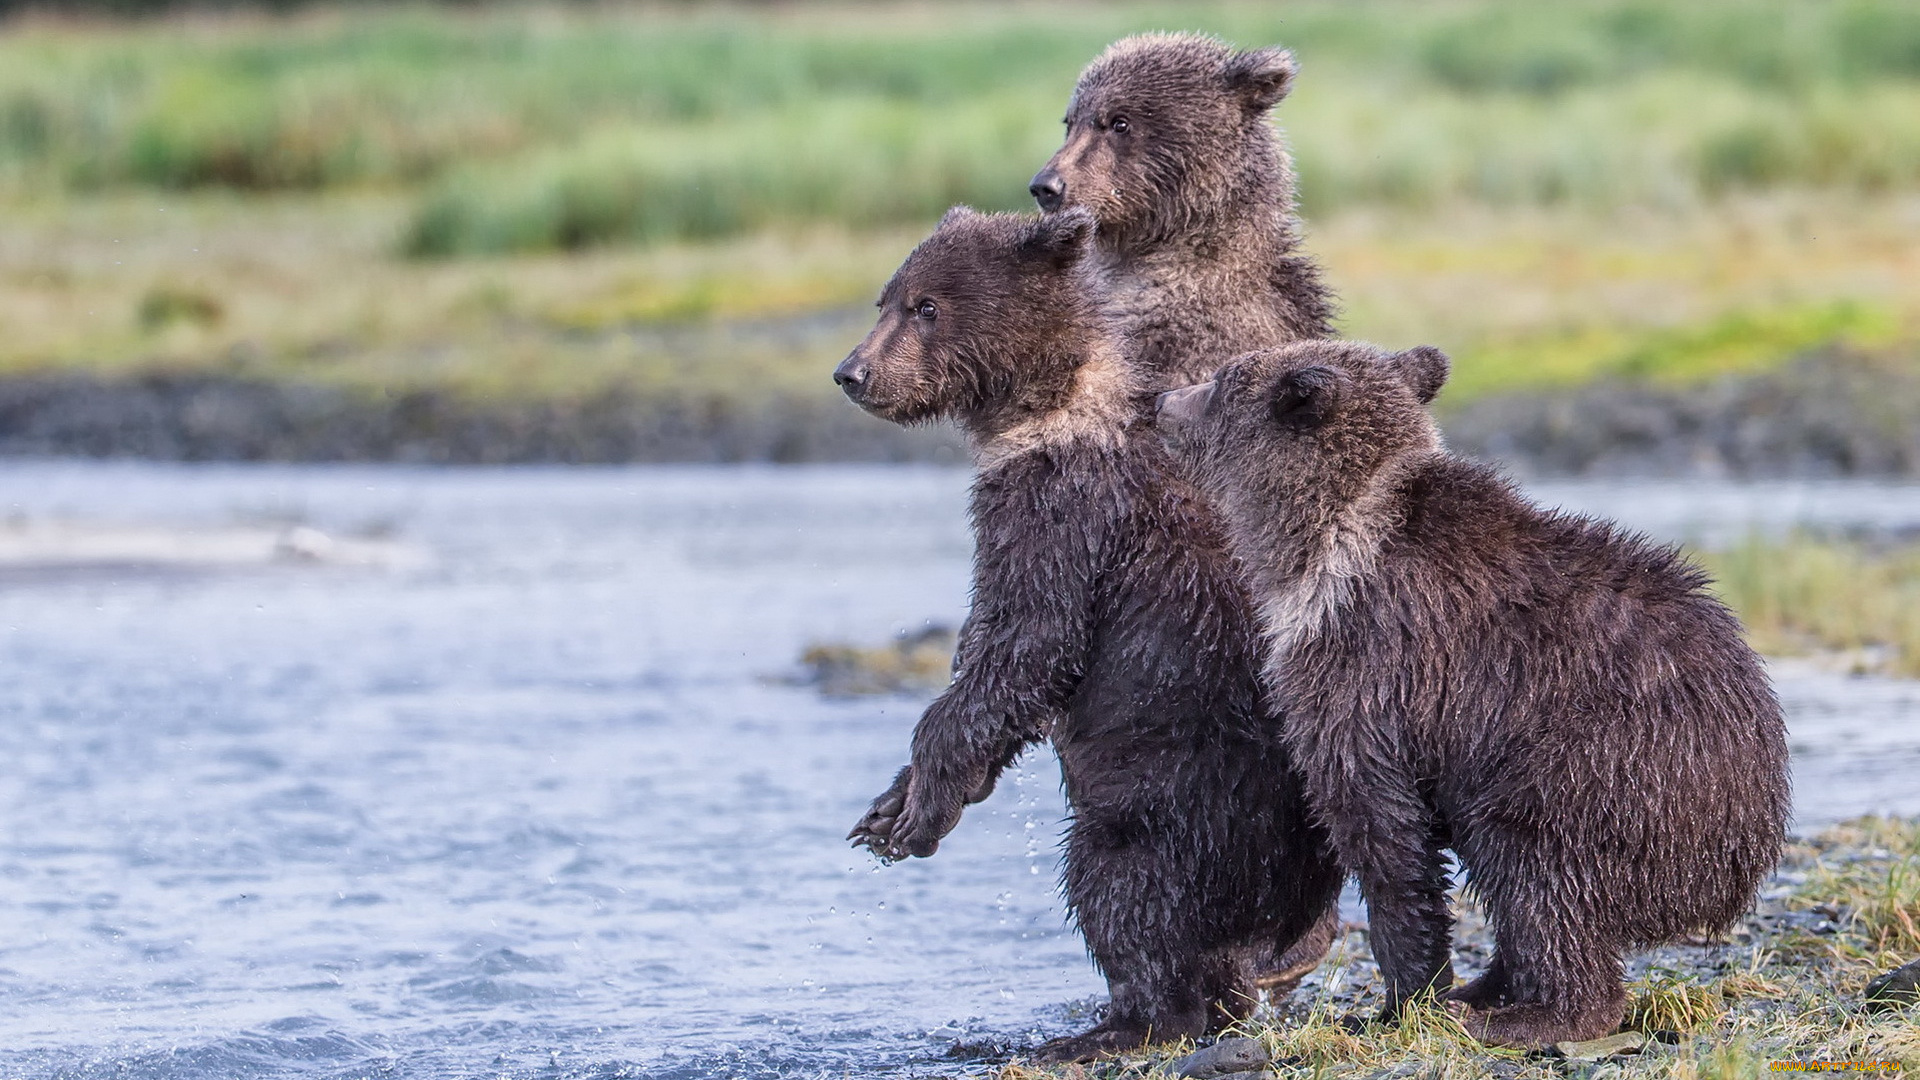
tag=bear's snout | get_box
[1155,382,1214,431]
[1030,167,1067,212]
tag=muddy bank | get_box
[0,371,963,464]
[1444,348,1920,479]
[0,348,1913,471]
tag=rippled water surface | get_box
[0,464,1916,1079]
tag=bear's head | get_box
[1156,340,1450,520]
[833,207,1097,431]
[1030,33,1299,249]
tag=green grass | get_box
[400,91,1056,255]
[1699,533,1920,678]
[1440,300,1910,402]
[5,1,1920,253]
[1,1,1916,409]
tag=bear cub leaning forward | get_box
[1157,341,1792,1048]
[834,209,1342,1062]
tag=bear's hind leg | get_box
[1459,988,1626,1049]
[1029,961,1214,1064]
[1200,947,1261,1034]
[1032,824,1222,1063]
[1445,951,1511,1010]
[1345,829,1454,1021]
[1459,917,1625,1048]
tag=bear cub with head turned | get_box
[833,208,1342,1062]
[1157,341,1790,1048]
[1031,33,1335,389]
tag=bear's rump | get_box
[1439,670,1785,939]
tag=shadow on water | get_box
[0,463,1914,1079]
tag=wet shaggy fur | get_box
[1030,34,1336,390]
[833,209,1343,1062]
[1157,341,1791,1049]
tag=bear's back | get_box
[1385,458,1727,628]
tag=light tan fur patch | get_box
[1257,445,1443,670]
[973,346,1140,472]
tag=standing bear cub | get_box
[1031,33,1336,389]
[1157,341,1791,1048]
[833,209,1342,1062]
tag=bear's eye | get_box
[915,299,937,321]
[1109,116,1130,135]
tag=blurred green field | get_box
[1703,532,1920,677]
[1,0,1917,414]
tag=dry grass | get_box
[988,817,1920,1080]
[1698,533,1920,679]
[1321,194,1920,403]
[0,191,917,400]
[1625,976,1728,1036]
[2,189,1912,409]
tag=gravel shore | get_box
[993,816,1920,1080]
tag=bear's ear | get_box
[1269,365,1339,431]
[1222,46,1297,112]
[1019,207,1095,269]
[1388,345,1450,405]
[937,205,979,230]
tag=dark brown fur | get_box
[832,209,1342,1062]
[1031,34,1336,389]
[1156,341,1791,1048]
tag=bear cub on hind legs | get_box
[1031,32,1350,982]
[834,208,1342,1062]
[1157,341,1791,1048]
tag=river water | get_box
[0,463,1915,1079]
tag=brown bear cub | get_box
[832,209,1343,1062]
[1031,33,1336,389]
[1156,341,1792,1048]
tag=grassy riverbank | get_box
[995,817,1920,1080]
[0,0,1916,461]
[1704,534,1920,678]
[7,191,1910,406]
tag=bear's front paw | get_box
[887,764,967,857]
[848,767,913,861]
[886,787,964,859]
[847,766,965,861]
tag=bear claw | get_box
[1028,1023,1150,1064]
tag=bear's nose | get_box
[1155,382,1215,429]
[1029,168,1066,212]
[833,356,870,397]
